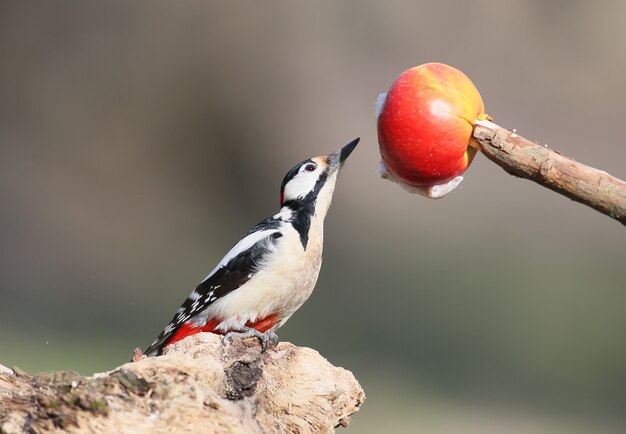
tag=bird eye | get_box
[304,164,316,172]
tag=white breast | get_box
[197,218,325,332]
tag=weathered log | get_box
[0,333,364,433]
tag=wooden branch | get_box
[0,334,365,433]
[472,120,626,225]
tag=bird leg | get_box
[223,327,279,353]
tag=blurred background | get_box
[1,1,625,432]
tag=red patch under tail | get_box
[246,313,279,333]
[164,318,222,348]
[163,313,279,349]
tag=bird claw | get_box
[222,328,279,353]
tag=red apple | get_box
[376,63,487,198]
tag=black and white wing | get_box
[143,220,283,356]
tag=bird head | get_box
[280,138,359,211]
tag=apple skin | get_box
[377,63,485,198]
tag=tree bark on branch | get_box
[0,334,364,434]
[472,119,626,225]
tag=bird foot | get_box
[223,327,279,353]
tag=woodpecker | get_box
[142,138,359,356]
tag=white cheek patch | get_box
[283,170,320,201]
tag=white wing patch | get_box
[201,229,280,283]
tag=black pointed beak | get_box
[329,137,359,171]
[339,137,359,163]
